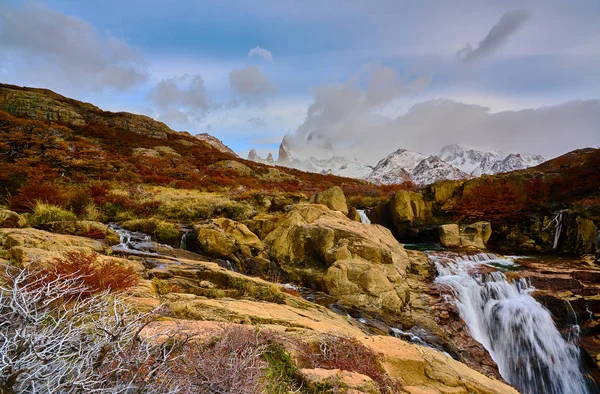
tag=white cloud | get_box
[0,2,147,91]
[248,46,273,62]
[229,66,277,106]
[285,64,600,162]
[147,74,211,124]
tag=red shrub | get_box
[82,228,107,240]
[9,178,68,211]
[42,252,139,294]
[303,333,400,393]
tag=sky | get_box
[0,0,599,164]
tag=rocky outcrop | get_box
[575,217,598,256]
[42,221,119,243]
[210,160,253,176]
[361,336,518,394]
[196,133,239,157]
[427,180,462,204]
[439,224,460,248]
[0,84,175,139]
[193,219,265,269]
[0,209,26,228]
[390,191,432,237]
[262,204,411,315]
[459,222,492,249]
[347,207,362,222]
[296,368,380,394]
[310,186,349,214]
[0,228,108,265]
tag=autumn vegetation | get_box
[441,148,600,222]
[0,83,412,224]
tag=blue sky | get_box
[1,0,599,162]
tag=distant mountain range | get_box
[247,142,546,186]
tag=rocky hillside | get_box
[368,147,600,258]
[0,83,399,209]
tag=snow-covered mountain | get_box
[365,149,469,185]
[365,149,426,184]
[247,149,275,165]
[440,144,545,176]
[306,156,374,178]
[410,156,470,185]
[246,140,545,186]
[247,141,373,178]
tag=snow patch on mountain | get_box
[365,148,469,185]
[411,156,470,185]
[247,149,274,165]
[440,144,545,176]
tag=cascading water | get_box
[431,252,597,394]
[357,209,371,224]
[107,224,159,256]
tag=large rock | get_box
[296,368,380,394]
[438,224,460,248]
[360,336,518,394]
[575,217,598,256]
[210,160,253,176]
[263,204,411,314]
[310,186,349,214]
[347,207,362,222]
[0,209,26,228]
[194,218,263,265]
[428,179,462,204]
[43,220,119,243]
[391,191,432,237]
[460,222,492,249]
[0,228,108,266]
[244,214,279,240]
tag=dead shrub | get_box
[41,251,139,295]
[303,333,401,394]
[174,325,297,394]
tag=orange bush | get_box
[8,178,68,211]
[304,333,401,393]
[42,252,139,294]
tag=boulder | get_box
[43,220,119,244]
[194,218,263,264]
[0,228,108,266]
[438,224,460,248]
[296,368,380,394]
[428,180,461,204]
[244,214,279,240]
[360,336,519,394]
[460,221,492,249]
[0,209,26,228]
[310,186,349,214]
[575,217,598,256]
[347,207,362,222]
[390,191,432,237]
[263,204,411,314]
[210,160,253,176]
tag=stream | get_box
[430,251,599,394]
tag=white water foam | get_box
[431,252,594,394]
[357,209,371,224]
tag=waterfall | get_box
[431,251,596,394]
[357,209,371,224]
[179,231,193,250]
[544,210,565,250]
[107,224,158,256]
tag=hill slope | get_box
[0,83,393,205]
